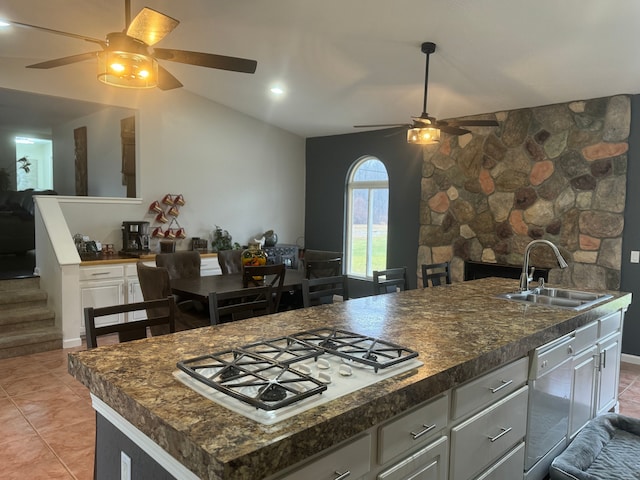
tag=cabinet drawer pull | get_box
[488,427,512,443]
[91,272,111,276]
[333,470,351,480]
[410,423,436,440]
[490,379,513,393]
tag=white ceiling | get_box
[0,0,639,138]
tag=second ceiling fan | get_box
[355,42,498,143]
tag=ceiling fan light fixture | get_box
[97,50,158,88]
[407,126,440,145]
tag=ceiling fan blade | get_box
[447,119,499,127]
[157,65,183,90]
[26,51,100,69]
[153,48,257,73]
[354,123,410,128]
[9,20,106,46]
[127,7,179,46]
[437,125,471,136]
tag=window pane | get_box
[353,159,388,182]
[349,188,369,276]
[370,188,388,274]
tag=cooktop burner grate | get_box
[290,328,419,372]
[176,349,328,411]
[176,328,420,413]
[240,336,325,364]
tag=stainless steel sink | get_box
[497,287,613,310]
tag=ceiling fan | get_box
[354,42,498,143]
[9,0,257,90]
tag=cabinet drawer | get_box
[80,265,124,281]
[530,335,574,379]
[599,311,622,339]
[474,442,524,480]
[574,321,598,353]
[278,434,370,480]
[378,435,448,480]
[378,393,449,464]
[450,386,528,480]
[452,357,528,421]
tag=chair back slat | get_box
[373,267,408,295]
[242,263,286,312]
[305,258,342,279]
[84,297,177,349]
[302,275,349,307]
[421,262,452,287]
[209,286,273,324]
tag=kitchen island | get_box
[68,278,632,479]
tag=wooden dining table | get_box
[170,268,306,303]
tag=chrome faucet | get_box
[519,240,569,291]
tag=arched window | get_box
[345,157,389,278]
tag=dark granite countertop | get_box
[67,278,632,480]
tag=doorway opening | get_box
[15,136,53,191]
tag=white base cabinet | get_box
[79,265,126,330]
[79,255,219,334]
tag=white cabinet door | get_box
[569,345,597,439]
[80,280,125,329]
[596,333,621,415]
[128,278,147,321]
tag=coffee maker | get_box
[120,221,150,256]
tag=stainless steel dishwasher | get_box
[524,333,575,480]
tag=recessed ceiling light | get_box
[270,86,285,96]
[0,21,11,27]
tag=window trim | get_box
[345,156,389,280]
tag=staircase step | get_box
[0,288,48,308]
[0,277,40,292]
[0,327,63,360]
[0,305,55,332]
[0,276,61,359]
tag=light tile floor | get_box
[1,346,639,479]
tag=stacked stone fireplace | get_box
[418,95,629,290]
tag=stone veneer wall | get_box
[419,95,629,290]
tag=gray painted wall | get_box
[305,128,423,296]
[621,94,640,356]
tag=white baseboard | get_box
[63,337,82,349]
[621,353,640,365]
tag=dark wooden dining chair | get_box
[208,285,273,325]
[373,267,408,295]
[242,263,286,312]
[136,262,209,330]
[217,249,243,274]
[421,261,452,287]
[302,275,349,307]
[84,297,177,349]
[305,258,342,279]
